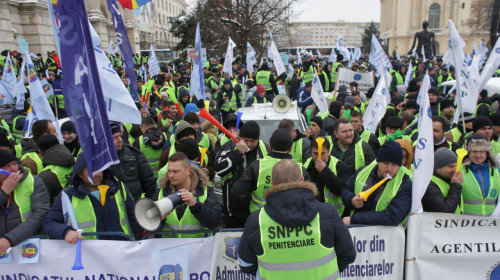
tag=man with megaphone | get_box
[149,152,221,238]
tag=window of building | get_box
[428,3,441,29]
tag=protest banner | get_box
[335,68,375,95]
[406,212,500,279]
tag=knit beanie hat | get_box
[434,147,457,170]
[489,111,500,126]
[61,120,75,133]
[385,116,404,129]
[473,117,493,133]
[0,149,17,168]
[110,122,121,134]
[239,121,260,139]
[256,84,266,94]
[310,116,323,129]
[269,128,293,152]
[37,134,60,152]
[175,121,197,141]
[439,99,454,112]
[178,138,201,161]
[377,141,403,166]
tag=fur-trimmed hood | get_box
[463,139,499,169]
[262,181,320,228]
[158,164,209,193]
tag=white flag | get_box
[40,79,54,99]
[107,40,118,56]
[148,44,160,76]
[447,20,479,119]
[472,41,479,57]
[395,50,401,61]
[363,71,391,133]
[246,42,258,74]
[353,47,361,61]
[90,24,141,124]
[336,34,350,61]
[478,37,500,92]
[369,34,392,76]
[311,69,328,113]
[479,40,488,70]
[421,45,426,62]
[269,40,286,76]
[404,60,414,87]
[411,72,434,214]
[0,53,17,105]
[316,49,323,59]
[223,37,236,77]
[297,48,302,65]
[287,64,294,79]
[14,59,27,110]
[23,51,62,141]
[329,48,337,63]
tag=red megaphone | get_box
[199,108,239,143]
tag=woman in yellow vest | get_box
[41,155,143,241]
[238,159,356,279]
[156,152,221,238]
[460,135,500,216]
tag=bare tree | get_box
[467,0,500,48]
[169,0,298,61]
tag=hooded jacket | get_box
[0,165,50,247]
[230,152,310,220]
[42,156,143,241]
[159,121,198,168]
[113,144,157,200]
[238,181,356,275]
[20,139,41,175]
[37,144,75,200]
[157,164,221,229]
[217,84,241,112]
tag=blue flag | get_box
[189,23,206,100]
[107,0,139,102]
[58,0,119,179]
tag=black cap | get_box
[0,149,17,168]
[61,120,75,133]
[178,138,201,161]
[385,116,404,128]
[473,117,493,132]
[37,134,59,152]
[239,121,260,139]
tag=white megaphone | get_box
[134,192,184,231]
[272,95,291,113]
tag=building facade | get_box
[0,0,186,56]
[379,0,489,56]
[289,21,379,48]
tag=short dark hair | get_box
[333,118,351,132]
[278,119,295,132]
[305,81,312,88]
[349,81,358,87]
[32,120,50,143]
[141,117,156,128]
[350,110,363,119]
[432,116,447,131]
[184,112,200,124]
[311,136,330,150]
[169,152,190,169]
[351,90,360,97]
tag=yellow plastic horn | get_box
[204,100,210,111]
[456,148,468,173]
[97,185,109,207]
[316,137,325,160]
[358,174,392,201]
[200,147,208,166]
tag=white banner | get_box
[311,69,328,113]
[363,71,391,134]
[268,40,286,77]
[223,37,236,77]
[210,231,256,280]
[1,238,214,280]
[406,213,500,280]
[148,44,160,77]
[341,226,405,279]
[335,68,375,95]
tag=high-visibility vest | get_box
[430,175,463,214]
[301,65,314,84]
[159,188,209,238]
[12,173,35,222]
[390,70,404,85]
[156,150,209,187]
[353,161,407,225]
[220,91,238,112]
[304,156,344,215]
[251,96,267,106]
[139,134,166,178]
[219,141,268,187]
[70,184,130,239]
[290,138,304,164]
[21,152,43,175]
[40,165,74,192]
[257,209,340,280]
[250,156,303,212]
[461,165,500,216]
[321,71,330,92]
[359,129,371,144]
[437,74,453,88]
[256,71,272,91]
[353,141,366,171]
[331,62,342,83]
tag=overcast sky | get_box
[292,0,380,23]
